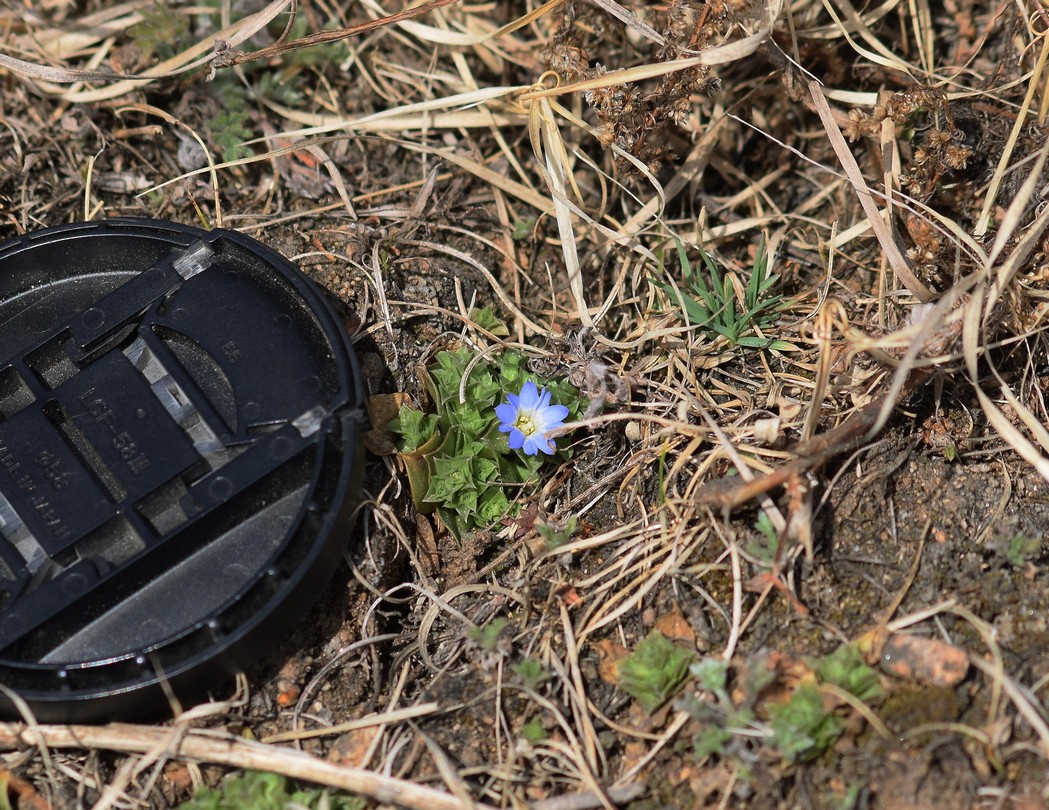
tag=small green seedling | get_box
[815,644,884,703]
[691,657,730,696]
[694,723,734,760]
[617,630,695,714]
[684,645,883,767]
[129,5,190,61]
[520,718,548,743]
[178,771,364,810]
[745,511,779,563]
[537,515,578,550]
[511,218,537,241]
[1005,532,1041,567]
[768,682,845,763]
[681,657,758,762]
[468,618,507,652]
[653,237,794,350]
[511,658,551,690]
[769,645,883,763]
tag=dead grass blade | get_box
[808,81,935,302]
[215,0,462,67]
[387,0,563,47]
[817,0,915,73]
[974,31,1049,238]
[14,0,291,101]
[0,52,150,84]
[118,103,224,227]
[519,40,769,102]
[963,204,1049,476]
[255,86,529,134]
[529,97,593,327]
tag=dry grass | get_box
[3,0,1049,807]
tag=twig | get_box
[0,723,499,810]
[696,368,932,510]
[532,783,646,810]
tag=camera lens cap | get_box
[0,218,364,721]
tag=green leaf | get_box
[520,718,548,742]
[472,456,498,483]
[476,487,511,524]
[657,235,787,349]
[470,306,511,336]
[390,407,437,453]
[512,658,550,689]
[429,349,471,403]
[768,682,845,762]
[651,279,713,327]
[536,515,578,550]
[254,70,304,106]
[511,218,536,241]
[425,456,474,502]
[695,725,732,760]
[179,771,365,810]
[690,657,729,694]
[617,630,695,714]
[497,350,530,391]
[468,618,507,651]
[448,402,492,438]
[210,109,254,162]
[448,486,479,516]
[1006,532,1041,567]
[814,645,884,702]
[129,4,190,61]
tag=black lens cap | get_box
[0,218,364,721]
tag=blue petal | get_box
[545,404,569,423]
[507,429,526,450]
[518,381,540,408]
[495,403,517,426]
[520,435,539,456]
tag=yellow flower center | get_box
[515,412,539,437]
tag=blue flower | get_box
[496,381,569,456]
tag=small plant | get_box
[520,718,548,743]
[536,515,579,550]
[178,771,364,810]
[815,643,884,703]
[767,682,846,763]
[209,107,255,162]
[511,218,537,241]
[511,658,551,689]
[467,618,507,651]
[617,630,695,714]
[128,4,191,61]
[681,657,758,761]
[390,324,584,538]
[745,511,779,563]
[654,237,792,350]
[1005,532,1041,567]
[682,645,884,767]
[769,645,883,763]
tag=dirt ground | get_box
[3,0,1049,808]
